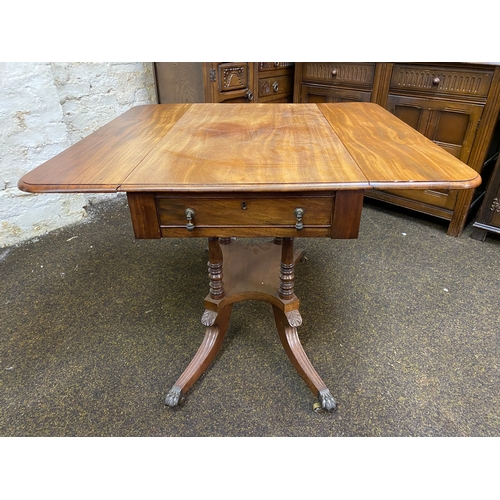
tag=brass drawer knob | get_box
[185,208,196,231]
[432,77,441,86]
[294,207,304,230]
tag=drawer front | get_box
[156,195,333,237]
[258,75,293,98]
[301,84,372,103]
[258,62,294,72]
[390,64,493,98]
[302,63,376,87]
[218,63,249,93]
[382,187,458,210]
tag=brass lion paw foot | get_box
[314,388,337,412]
[165,385,183,407]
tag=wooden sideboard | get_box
[154,62,295,104]
[294,62,500,236]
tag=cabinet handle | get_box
[294,208,304,230]
[432,77,440,86]
[246,90,254,101]
[272,81,279,92]
[274,62,280,67]
[185,208,196,231]
[331,69,338,77]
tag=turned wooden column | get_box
[278,237,295,299]
[208,237,225,300]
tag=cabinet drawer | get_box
[381,187,458,210]
[218,63,250,93]
[258,62,294,72]
[300,84,371,104]
[390,64,494,99]
[156,195,334,237]
[258,75,293,98]
[302,63,376,87]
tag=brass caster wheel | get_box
[312,402,323,413]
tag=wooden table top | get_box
[18,103,481,194]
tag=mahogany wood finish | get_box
[272,305,336,411]
[202,239,303,313]
[319,103,480,191]
[208,237,225,300]
[155,192,335,238]
[294,62,500,236]
[165,304,233,407]
[18,105,191,194]
[278,238,295,300]
[127,192,161,239]
[18,103,481,411]
[120,104,368,193]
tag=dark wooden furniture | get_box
[154,62,295,104]
[471,146,500,240]
[18,103,481,411]
[294,62,500,236]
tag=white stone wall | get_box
[0,62,157,248]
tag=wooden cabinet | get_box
[255,62,295,102]
[294,62,500,236]
[154,62,294,104]
[471,146,500,240]
[203,62,255,103]
[294,62,376,103]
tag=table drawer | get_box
[302,63,376,87]
[258,75,293,98]
[390,64,494,99]
[156,195,333,237]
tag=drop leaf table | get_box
[19,103,481,411]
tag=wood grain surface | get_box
[17,105,191,193]
[319,102,482,190]
[18,103,481,194]
[120,103,368,192]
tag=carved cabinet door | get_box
[204,62,255,103]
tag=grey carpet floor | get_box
[1,196,499,436]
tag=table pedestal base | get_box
[165,237,336,412]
